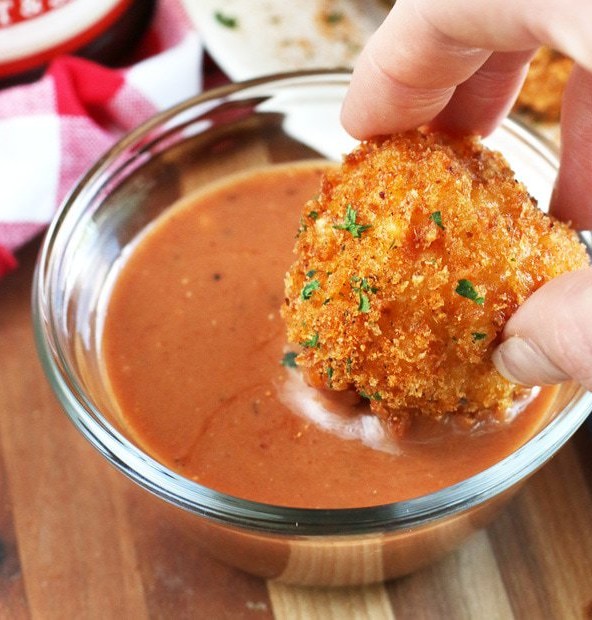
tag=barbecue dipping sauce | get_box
[102,163,555,509]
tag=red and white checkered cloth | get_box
[0,0,203,278]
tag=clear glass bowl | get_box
[32,70,592,586]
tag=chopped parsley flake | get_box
[305,269,317,278]
[351,276,378,294]
[327,365,334,386]
[326,11,344,24]
[281,351,298,368]
[214,11,238,28]
[296,217,307,237]
[346,358,352,373]
[351,276,378,313]
[301,332,320,348]
[455,279,484,305]
[308,210,319,220]
[358,292,370,313]
[360,391,382,401]
[472,332,487,341]
[301,279,320,300]
[430,210,444,229]
[333,205,371,238]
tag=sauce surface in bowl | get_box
[102,163,555,509]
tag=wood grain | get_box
[1,240,592,618]
[268,581,394,620]
[0,447,28,620]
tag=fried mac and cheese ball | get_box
[515,47,574,122]
[282,130,588,431]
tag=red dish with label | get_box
[0,0,155,86]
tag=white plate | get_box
[180,0,389,81]
[181,0,560,147]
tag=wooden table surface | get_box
[2,239,592,619]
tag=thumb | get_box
[492,268,592,390]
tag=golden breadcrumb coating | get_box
[515,47,574,122]
[282,130,589,432]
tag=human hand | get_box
[341,0,592,390]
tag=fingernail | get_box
[492,336,569,386]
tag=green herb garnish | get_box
[358,293,370,313]
[472,332,487,341]
[296,217,307,237]
[333,205,371,238]
[346,358,352,373]
[327,366,334,386]
[455,279,484,305]
[360,391,382,401]
[351,276,378,313]
[301,279,320,300]
[281,351,298,368]
[305,269,317,278]
[301,332,320,348]
[430,211,444,229]
[351,276,378,294]
[214,11,238,28]
[325,11,344,24]
[308,210,319,220]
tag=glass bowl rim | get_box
[32,69,592,537]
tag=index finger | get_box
[341,0,592,139]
